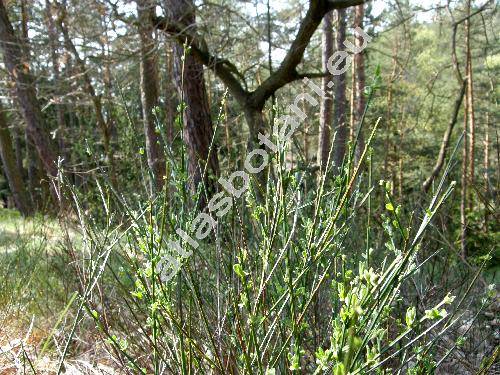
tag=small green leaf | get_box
[405,306,416,327]
[233,264,245,279]
[333,363,345,375]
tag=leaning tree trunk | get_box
[137,0,166,192]
[422,80,466,192]
[164,0,219,206]
[318,10,334,170]
[0,102,32,216]
[155,0,366,177]
[332,8,348,172]
[0,1,58,181]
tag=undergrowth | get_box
[55,115,495,374]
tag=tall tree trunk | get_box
[318,10,333,170]
[99,13,117,161]
[21,0,44,207]
[45,0,68,163]
[460,90,468,258]
[137,0,166,192]
[55,2,117,185]
[349,51,356,144]
[302,82,310,173]
[0,1,58,181]
[7,6,24,177]
[384,42,398,182]
[465,0,475,209]
[20,0,29,54]
[483,111,490,230]
[353,4,365,163]
[13,125,23,174]
[25,132,42,208]
[332,8,347,171]
[384,84,393,180]
[0,102,32,216]
[164,0,219,205]
[266,0,276,126]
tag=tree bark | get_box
[332,8,348,171]
[137,0,166,192]
[0,0,58,180]
[13,125,23,174]
[318,10,333,170]
[164,0,219,205]
[0,102,32,216]
[25,132,43,208]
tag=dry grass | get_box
[0,209,120,374]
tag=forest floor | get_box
[0,208,497,373]
[0,209,120,374]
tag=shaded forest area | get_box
[0,0,498,373]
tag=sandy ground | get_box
[0,316,121,374]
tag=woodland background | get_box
[0,0,498,373]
